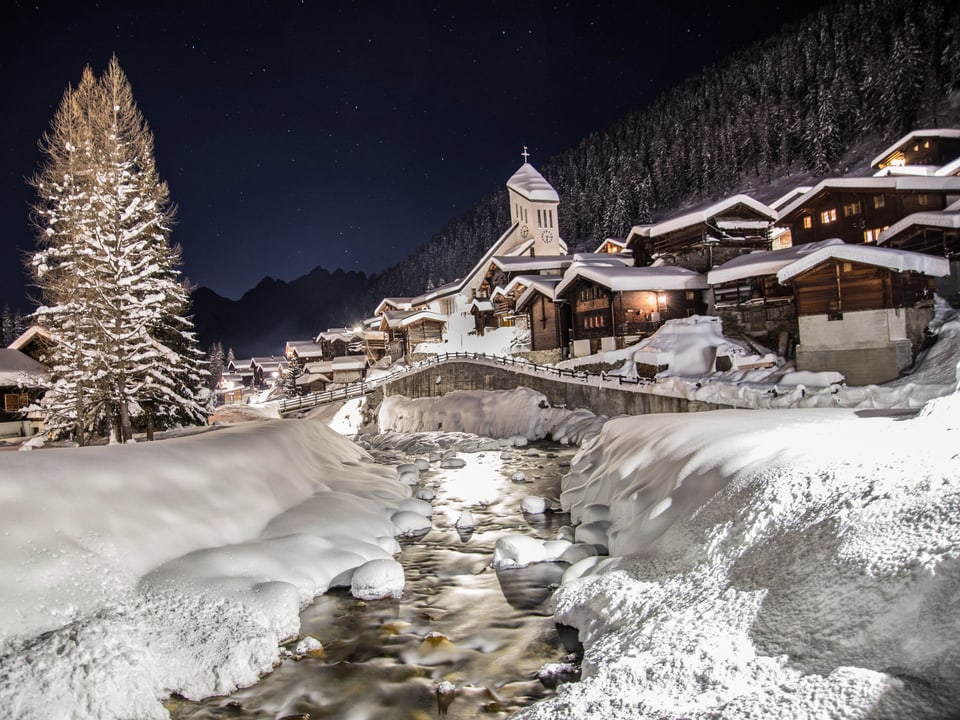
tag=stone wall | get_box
[381,360,730,417]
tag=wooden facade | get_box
[874,134,960,170]
[780,184,960,247]
[562,278,705,350]
[787,260,934,316]
[526,292,566,351]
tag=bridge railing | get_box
[276,351,651,414]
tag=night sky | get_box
[2,0,827,312]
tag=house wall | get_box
[529,295,561,351]
[785,189,954,246]
[795,305,934,384]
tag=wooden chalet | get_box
[380,309,445,357]
[8,326,54,363]
[595,238,628,255]
[0,348,47,436]
[515,276,567,354]
[316,329,364,360]
[878,199,960,297]
[626,194,776,272]
[555,263,707,357]
[706,239,845,353]
[776,177,960,247]
[250,356,286,389]
[871,129,960,174]
[775,244,948,385]
[297,360,333,393]
[469,298,497,336]
[331,355,368,384]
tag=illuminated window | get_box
[918,194,929,206]
[873,194,886,209]
[802,216,813,229]
[863,226,888,243]
[820,208,837,224]
[923,140,930,149]
[842,202,861,217]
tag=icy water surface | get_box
[167,438,580,720]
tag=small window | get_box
[863,226,888,243]
[873,194,886,209]
[918,194,929,206]
[842,202,861,217]
[820,208,837,224]
[686,290,696,301]
[537,209,543,227]
[802,216,813,230]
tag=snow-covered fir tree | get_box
[29,56,208,444]
[206,341,224,391]
[283,352,304,398]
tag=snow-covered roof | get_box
[776,243,951,283]
[556,263,708,296]
[316,329,361,342]
[877,207,960,245]
[8,326,53,353]
[502,238,535,257]
[469,299,494,313]
[506,163,559,203]
[381,309,446,329]
[777,176,960,219]
[515,275,563,310]
[296,371,331,386]
[374,297,413,315]
[769,186,813,211]
[331,355,367,370]
[304,360,333,374]
[571,252,635,266]
[291,342,325,358]
[0,348,48,387]
[410,277,465,305]
[491,255,574,273]
[707,239,846,285]
[594,237,628,253]
[873,164,939,177]
[935,155,960,176]
[870,128,960,169]
[631,194,775,239]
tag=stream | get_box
[167,436,582,720]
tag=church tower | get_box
[506,148,566,255]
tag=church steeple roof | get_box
[507,162,559,203]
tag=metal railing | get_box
[276,351,653,414]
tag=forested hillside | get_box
[351,0,959,314]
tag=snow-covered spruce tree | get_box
[29,56,208,444]
[283,352,305,397]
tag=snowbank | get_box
[0,419,416,719]
[378,387,605,445]
[517,397,960,719]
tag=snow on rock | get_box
[521,495,549,514]
[455,509,476,529]
[492,534,550,569]
[390,509,433,536]
[350,558,405,600]
[517,399,960,720]
[208,402,281,423]
[378,387,604,444]
[0,418,412,719]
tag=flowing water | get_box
[168,438,581,720]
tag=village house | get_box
[775,243,948,385]
[776,176,960,247]
[870,128,960,176]
[877,198,960,297]
[379,309,446,357]
[0,347,47,438]
[706,239,846,354]
[554,262,708,357]
[514,276,566,356]
[625,194,777,272]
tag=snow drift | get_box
[0,419,417,719]
[517,399,960,719]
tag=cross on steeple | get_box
[521,145,530,163]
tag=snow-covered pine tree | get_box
[283,352,305,397]
[207,341,224,391]
[30,67,100,444]
[29,56,208,444]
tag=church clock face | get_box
[520,225,529,239]
[541,229,553,244]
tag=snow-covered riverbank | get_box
[0,420,416,719]
[516,392,960,719]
